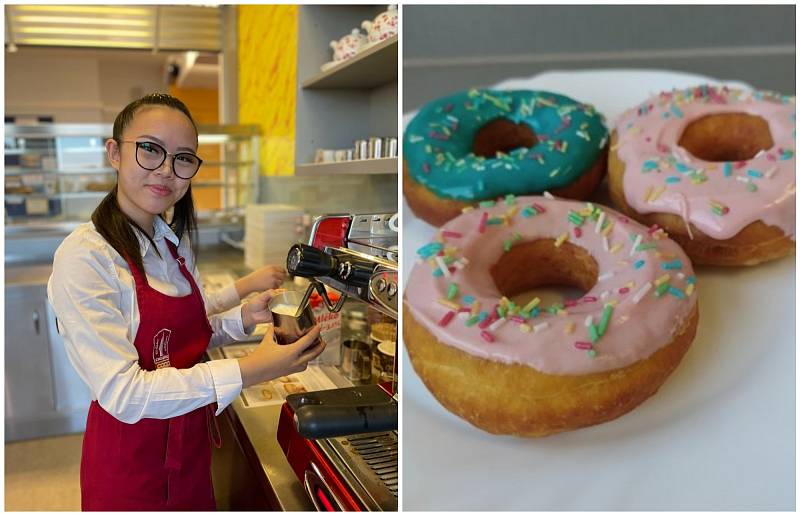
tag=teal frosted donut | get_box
[404,89,609,226]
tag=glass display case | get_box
[4,123,261,224]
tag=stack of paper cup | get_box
[244,204,305,271]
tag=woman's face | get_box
[106,105,197,229]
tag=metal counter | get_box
[207,347,352,511]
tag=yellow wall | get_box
[238,5,298,176]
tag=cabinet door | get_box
[5,285,57,422]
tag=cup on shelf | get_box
[382,137,398,158]
[354,139,369,160]
[368,137,382,159]
[314,149,336,163]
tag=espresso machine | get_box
[277,212,398,511]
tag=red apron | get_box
[81,240,220,511]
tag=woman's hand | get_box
[238,324,325,387]
[241,288,285,329]
[235,265,287,299]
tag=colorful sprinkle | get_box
[447,283,459,300]
[479,200,496,208]
[654,273,671,286]
[479,212,489,234]
[629,234,643,256]
[598,305,614,336]
[417,242,443,258]
[435,256,451,277]
[633,259,645,270]
[442,230,463,239]
[595,211,606,234]
[668,286,686,299]
[632,282,652,304]
[588,323,600,343]
[533,322,550,333]
[438,311,455,327]
[564,322,575,335]
[723,162,733,177]
[661,260,683,270]
[437,298,460,311]
[655,281,671,297]
[574,341,593,350]
[480,330,495,343]
[554,232,568,247]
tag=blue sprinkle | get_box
[529,307,541,318]
[723,162,733,177]
[675,162,692,173]
[668,287,686,299]
[417,242,443,258]
[665,176,681,184]
[670,105,684,118]
[463,295,475,305]
[478,311,489,322]
[747,169,763,178]
[661,260,683,270]
[634,259,646,270]
[686,275,697,285]
[642,160,659,171]
[432,268,444,277]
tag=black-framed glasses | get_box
[121,140,203,179]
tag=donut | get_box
[404,89,610,226]
[403,196,699,437]
[608,85,796,266]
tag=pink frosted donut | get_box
[404,196,699,436]
[609,85,795,265]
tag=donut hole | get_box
[472,118,537,158]
[677,113,774,162]
[489,240,598,308]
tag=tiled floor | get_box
[5,433,83,511]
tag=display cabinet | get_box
[4,123,261,224]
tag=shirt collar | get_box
[134,216,181,256]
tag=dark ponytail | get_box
[92,93,199,273]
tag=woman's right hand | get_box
[237,324,325,387]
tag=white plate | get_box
[401,70,795,510]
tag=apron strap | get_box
[206,404,223,449]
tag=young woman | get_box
[47,93,324,510]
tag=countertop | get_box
[207,347,352,511]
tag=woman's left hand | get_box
[236,265,287,298]
[241,288,285,329]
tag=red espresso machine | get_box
[277,213,398,511]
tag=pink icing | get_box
[614,86,796,241]
[405,196,698,375]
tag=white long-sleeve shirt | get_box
[47,217,247,424]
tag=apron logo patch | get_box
[153,328,172,369]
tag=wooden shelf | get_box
[295,157,397,176]
[301,35,397,89]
